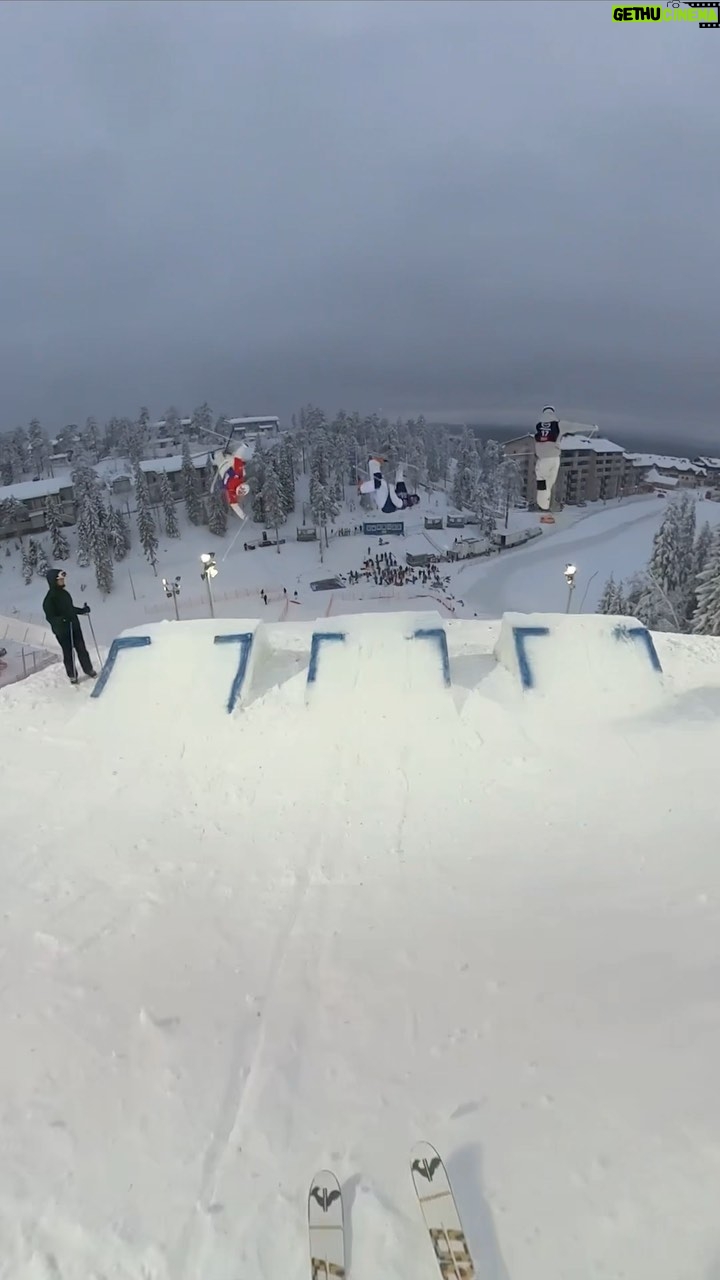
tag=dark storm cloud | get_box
[0,0,718,443]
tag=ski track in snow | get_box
[3,492,720,1278]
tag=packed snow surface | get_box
[2,607,720,1280]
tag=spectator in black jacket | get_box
[42,569,96,683]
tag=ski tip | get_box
[309,1169,340,1189]
[411,1140,441,1161]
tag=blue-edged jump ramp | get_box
[90,619,264,717]
[494,611,664,714]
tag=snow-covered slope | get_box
[2,609,720,1280]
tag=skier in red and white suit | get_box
[213,447,250,518]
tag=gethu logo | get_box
[612,2,720,22]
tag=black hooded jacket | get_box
[42,570,88,635]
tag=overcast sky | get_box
[0,0,717,444]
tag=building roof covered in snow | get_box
[644,468,679,488]
[560,435,625,454]
[140,453,211,475]
[625,453,704,474]
[694,457,720,471]
[225,416,279,430]
[0,474,73,502]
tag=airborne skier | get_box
[533,406,598,515]
[212,445,250,518]
[359,457,420,515]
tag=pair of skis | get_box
[308,1142,474,1279]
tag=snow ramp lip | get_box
[494,610,665,713]
[86,612,455,719]
[88,618,266,718]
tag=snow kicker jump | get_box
[495,610,664,717]
[80,610,672,736]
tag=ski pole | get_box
[86,613,103,670]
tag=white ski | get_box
[410,1142,475,1280]
[308,1170,345,1280]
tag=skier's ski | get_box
[308,1170,345,1280]
[410,1142,475,1280]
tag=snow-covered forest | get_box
[597,491,720,636]
[0,404,520,599]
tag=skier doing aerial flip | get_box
[359,457,420,515]
[212,445,250,518]
[533,406,598,513]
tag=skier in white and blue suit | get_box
[359,457,420,515]
[534,407,598,510]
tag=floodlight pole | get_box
[200,553,217,618]
[564,564,578,613]
[163,576,181,621]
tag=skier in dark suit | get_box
[42,568,97,683]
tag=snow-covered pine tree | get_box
[330,437,347,503]
[277,440,296,515]
[434,434,451,487]
[44,497,70,561]
[125,420,144,466]
[0,438,13,486]
[309,475,339,547]
[692,528,720,635]
[408,436,428,490]
[597,574,627,615]
[12,427,30,476]
[248,438,268,523]
[207,490,228,536]
[21,543,33,584]
[644,495,699,631]
[81,416,101,460]
[309,429,332,492]
[303,404,328,434]
[451,430,478,511]
[674,491,697,625]
[677,491,696,563]
[0,497,29,539]
[192,403,213,438]
[133,462,158,572]
[181,440,203,525]
[471,474,496,537]
[87,500,114,595]
[102,417,123,456]
[72,451,113,590]
[26,537,39,573]
[261,464,285,552]
[76,509,91,567]
[633,574,678,630]
[495,457,523,524]
[107,505,131,560]
[647,500,682,601]
[164,406,183,438]
[28,419,49,476]
[159,471,180,537]
[694,520,714,577]
[35,542,50,577]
